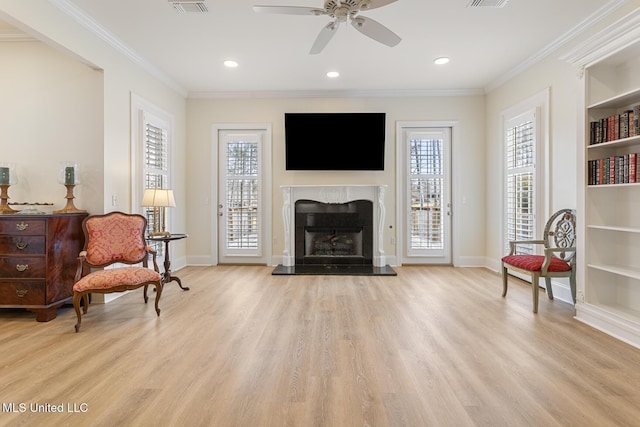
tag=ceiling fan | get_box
[253,0,401,54]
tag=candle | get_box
[65,166,75,185]
[0,167,9,185]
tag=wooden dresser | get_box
[0,213,88,321]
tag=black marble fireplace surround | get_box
[272,198,397,276]
[295,199,373,265]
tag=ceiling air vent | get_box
[467,0,509,7]
[169,1,208,13]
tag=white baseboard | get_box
[575,302,640,350]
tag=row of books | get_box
[588,153,640,185]
[589,105,640,144]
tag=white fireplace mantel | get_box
[281,185,386,267]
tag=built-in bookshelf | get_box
[577,34,640,349]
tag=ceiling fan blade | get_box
[351,16,401,47]
[362,0,399,11]
[253,5,324,16]
[310,22,339,54]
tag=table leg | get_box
[161,239,190,291]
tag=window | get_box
[143,117,170,239]
[225,139,259,250]
[409,137,444,250]
[505,113,535,254]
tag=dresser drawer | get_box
[0,280,45,305]
[0,257,46,278]
[0,219,46,235]
[0,236,46,254]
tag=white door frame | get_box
[396,120,460,266]
[212,124,272,265]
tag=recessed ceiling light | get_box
[224,60,239,68]
[326,71,340,78]
[434,57,450,65]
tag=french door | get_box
[399,126,452,264]
[216,127,270,265]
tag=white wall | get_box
[187,95,486,266]
[0,0,187,265]
[0,40,103,213]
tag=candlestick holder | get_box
[53,162,86,214]
[53,184,87,214]
[0,163,18,215]
[0,184,18,214]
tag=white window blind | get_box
[143,115,170,252]
[505,112,535,255]
[409,138,444,250]
[225,141,259,250]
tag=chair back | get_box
[543,208,576,263]
[82,212,149,267]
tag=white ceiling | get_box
[8,0,626,96]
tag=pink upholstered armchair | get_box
[501,209,576,313]
[72,211,163,332]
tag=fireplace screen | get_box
[304,228,363,258]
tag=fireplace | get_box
[295,200,373,265]
[274,185,396,275]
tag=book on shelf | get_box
[589,108,638,144]
[588,152,640,185]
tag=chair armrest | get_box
[74,252,88,283]
[144,246,160,273]
[508,239,546,255]
[541,247,576,274]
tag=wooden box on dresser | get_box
[0,213,88,321]
[569,10,640,350]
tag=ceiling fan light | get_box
[434,57,450,65]
[326,71,340,78]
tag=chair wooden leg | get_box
[532,273,540,313]
[73,292,83,333]
[502,264,509,297]
[544,277,554,300]
[143,284,149,303]
[570,272,577,304]
[154,282,162,316]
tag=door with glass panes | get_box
[402,127,452,264]
[217,130,267,264]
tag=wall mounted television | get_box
[285,112,386,171]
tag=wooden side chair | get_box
[72,211,163,332]
[501,209,576,313]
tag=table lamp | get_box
[141,188,176,236]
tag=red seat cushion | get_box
[73,267,161,293]
[501,254,571,272]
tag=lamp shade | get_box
[141,188,176,207]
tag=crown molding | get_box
[560,6,640,68]
[0,28,37,42]
[48,0,187,97]
[188,88,486,99]
[485,0,628,92]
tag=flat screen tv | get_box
[285,112,386,171]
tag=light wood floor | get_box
[1,266,639,427]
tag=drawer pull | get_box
[16,241,29,250]
[16,264,29,272]
[15,289,29,298]
[16,222,29,231]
